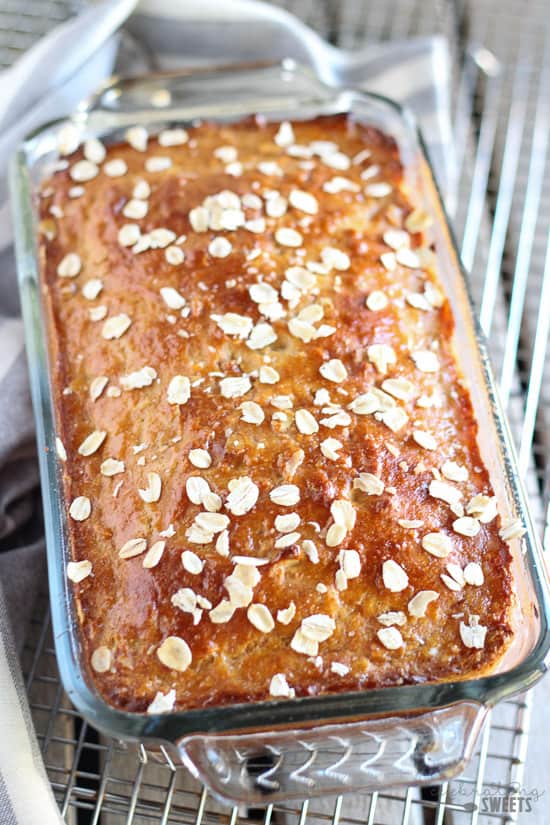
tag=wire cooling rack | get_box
[0,0,76,68]
[10,0,550,822]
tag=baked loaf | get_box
[38,114,519,714]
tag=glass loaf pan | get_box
[10,63,550,805]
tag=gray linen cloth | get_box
[0,1,453,822]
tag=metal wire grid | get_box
[8,0,550,822]
[0,0,77,68]
[22,607,536,825]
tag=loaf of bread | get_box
[38,114,518,714]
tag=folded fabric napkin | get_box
[0,1,453,822]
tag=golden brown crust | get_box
[39,114,513,713]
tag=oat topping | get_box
[186,477,210,506]
[377,611,407,627]
[90,306,107,321]
[158,128,188,147]
[123,199,148,220]
[91,646,111,673]
[376,626,404,650]
[120,366,157,390]
[441,460,468,482]
[171,588,206,624]
[320,437,343,460]
[220,376,251,398]
[453,516,481,537]
[321,151,350,171]
[275,531,301,548]
[147,689,176,714]
[68,495,91,521]
[378,407,408,433]
[429,479,463,507]
[295,409,318,434]
[145,156,171,173]
[226,476,259,515]
[215,530,230,556]
[365,182,392,198]
[57,123,80,156]
[421,532,452,558]
[57,252,81,278]
[143,540,166,569]
[274,121,294,147]
[291,614,335,656]
[299,540,317,566]
[275,227,303,247]
[67,560,92,583]
[195,513,229,533]
[119,538,147,559]
[320,410,352,428]
[104,158,128,177]
[289,189,318,214]
[464,562,484,586]
[382,559,409,592]
[70,160,98,182]
[209,600,235,624]
[181,550,204,575]
[412,430,437,450]
[270,484,300,507]
[125,126,148,152]
[269,673,295,698]
[102,314,132,340]
[348,392,378,415]
[405,208,434,233]
[398,519,424,529]
[208,237,232,258]
[411,350,440,373]
[133,179,151,199]
[100,458,125,476]
[380,251,397,271]
[466,494,497,523]
[82,279,103,300]
[247,604,275,633]
[324,175,360,193]
[275,513,300,533]
[240,401,265,424]
[214,146,237,163]
[382,377,415,401]
[56,437,67,462]
[353,472,384,496]
[408,590,439,618]
[365,290,388,311]
[499,518,527,541]
[189,449,212,469]
[396,248,420,269]
[247,322,277,350]
[157,636,192,672]
[159,287,186,310]
[277,602,296,624]
[459,615,487,649]
[383,229,409,250]
[118,224,141,247]
[78,430,106,456]
[367,344,396,375]
[441,568,463,592]
[138,472,162,503]
[339,548,361,578]
[319,359,347,383]
[167,375,191,405]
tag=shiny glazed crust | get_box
[38,114,515,714]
